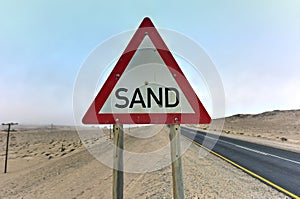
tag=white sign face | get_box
[99,35,194,114]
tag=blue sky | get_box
[1,1,300,125]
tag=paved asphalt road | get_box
[181,127,300,198]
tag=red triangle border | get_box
[82,17,211,124]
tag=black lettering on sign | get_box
[115,88,129,108]
[165,87,179,107]
[129,88,146,108]
[114,87,180,109]
[147,87,162,108]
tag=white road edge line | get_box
[187,130,300,166]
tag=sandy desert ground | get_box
[0,110,297,198]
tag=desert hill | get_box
[224,109,300,144]
[187,109,300,153]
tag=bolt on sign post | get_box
[82,17,211,199]
[2,122,18,173]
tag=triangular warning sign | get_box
[82,17,211,124]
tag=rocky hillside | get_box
[223,109,300,144]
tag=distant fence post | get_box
[2,122,18,173]
[169,124,184,199]
[112,124,124,199]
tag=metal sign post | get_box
[2,122,18,173]
[169,124,184,199]
[113,124,124,199]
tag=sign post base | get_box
[169,124,184,199]
[113,124,124,199]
